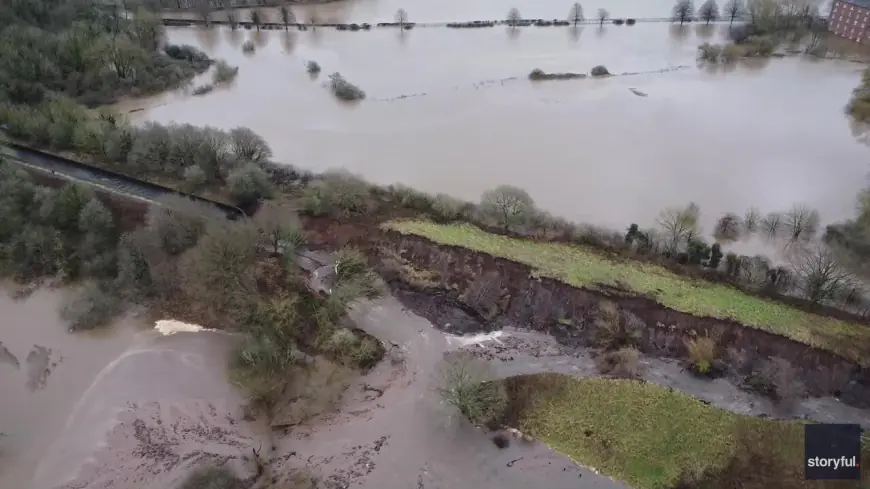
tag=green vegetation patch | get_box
[384,220,870,364]
[505,374,806,489]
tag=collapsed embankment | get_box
[371,229,870,409]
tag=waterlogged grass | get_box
[508,374,806,489]
[385,220,870,364]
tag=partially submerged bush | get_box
[596,347,645,379]
[179,466,243,489]
[306,60,322,75]
[721,43,744,62]
[212,60,240,84]
[438,351,507,425]
[748,357,806,407]
[590,65,610,76]
[62,282,124,331]
[528,69,586,81]
[698,42,723,62]
[192,84,214,96]
[328,72,366,101]
[241,40,256,53]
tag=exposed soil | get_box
[362,228,870,409]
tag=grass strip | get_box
[385,220,870,364]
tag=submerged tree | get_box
[279,3,296,30]
[698,0,720,23]
[395,8,409,28]
[723,0,744,25]
[507,7,522,27]
[226,9,239,29]
[597,8,610,26]
[569,2,585,26]
[250,9,263,30]
[672,0,695,25]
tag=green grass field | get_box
[385,220,870,364]
[506,374,808,489]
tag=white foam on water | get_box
[154,319,216,336]
[446,330,505,347]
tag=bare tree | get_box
[569,2,585,26]
[230,127,272,162]
[226,9,238,29]
[698,0,719,23]
[743,207,761,235]
[480,185,535,231]
[507,7,522,27]
[804,16,826,53]
[723,0,744,24]
[672,0,695,25]
[597,8,610,26]
[713,213,742,242]
[395,8,409,28]
[761,212,784,239]
[250,9,263,31]
[792,245,853,304]
[279,3,296,30]
[657,202,701,252]
[785,204,820,244]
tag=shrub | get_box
[241,40,255,53]
[596,347,645,379]
[227,162,274,208]
[299,172,375,218]
[590,65,610,76]
[192,84,214,96]
[698,42,723,62]
[182,165,208,193]
[212,60,240,84]
[61,282,124,331]
[438,352,507,425]
[626,18,636,25]
[744,35,775,56]
[685,336,717,374]
[386,184,434,210]
[612,18,625,25]
[431,194,471,222]
[721,43,744,62]
[306,60,322,75]
[748,357,806,407]
[593,301,643,349]
[328,72,366,101]
[529,68,546,80]
[179,466,243,489]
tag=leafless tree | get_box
[698,0,719,23]
[657,202,701,252]
[714,213,742,242]
[481,185,535,231]
[569,2,585,26]
[785,204,820,244]
[723,0,744,24]
[226,9,238,29]
[761,212,784,240]
[792,245,853,304]
[672,0,695,25]
[597,8,610,26]
[250,9,263,30]
[437,351,507,425]
[743,207,761,235]
[230,127,272,162]
[279,3,296,30]
[804,16,826,53]
[395,8,409,28]
[507,7,522,27]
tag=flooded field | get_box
[126,24,870,236]
[0,288,141,488]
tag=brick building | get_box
[829,0,870,43]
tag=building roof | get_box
[840,0,870,9]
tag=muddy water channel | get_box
[128,25,870,236]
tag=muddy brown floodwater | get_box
[125,24,870,247]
